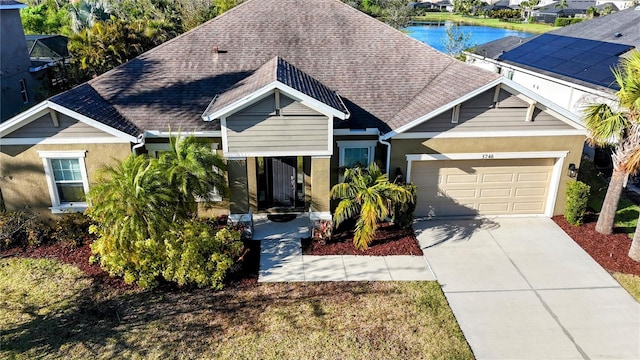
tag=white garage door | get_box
[412,158,554,217]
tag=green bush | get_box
[555,17,583,26]
[393,183,417,230]
[565,180,591,226]
[90,220,243,289]
[52,213,94,248]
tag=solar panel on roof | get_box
[497,34,633,88]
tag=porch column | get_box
[310,156,331,213]
[227,158,249,214]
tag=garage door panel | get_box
[482,173,515,182]
[444,174,479,184]
[515,187,547,197]
[517,172,550,182]
[413,158,553,217]
[480,188,512,197]
[478,203,510,212]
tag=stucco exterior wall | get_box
[227,159,249,214]
[311,157,331,212]
[390,135,585,215]
[0,143,131,218]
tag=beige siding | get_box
[412,158,553,217]
[389,135,585,216]
[407,89,574,133]
[6,111,120,139]
[225,94,329,154]
[0,143,131,219]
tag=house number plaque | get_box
[482,154,495,159]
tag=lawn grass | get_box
[613,273,640,302]
[578,160,640,235]
[0,257,473,360]
[412,13,559,34]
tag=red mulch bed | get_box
[552,214,640,276]
[302,221,423,256]
[0,239,260,290]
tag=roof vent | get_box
[614,33,622,38]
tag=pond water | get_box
[404,22,535,53]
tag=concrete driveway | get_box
[416,217,640,360]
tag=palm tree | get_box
[583,50,640,243]
[554,0,568,10]
[331,163,414,250]
[86,154,176,253]
[157,135,227,216]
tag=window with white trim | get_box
[337,140,377,168]
[38,150,89,213]
[146,142,223,201]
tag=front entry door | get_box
[269,157,296,207]
[257,156,304,210]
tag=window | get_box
[38,151,89,213]
[337,140,377,168]
[19,79,29,103]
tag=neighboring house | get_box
[0,0,72,122]
[1,0,38,121]
[465,7,640,116]
[26,35,72,89]
[0,0,586,230]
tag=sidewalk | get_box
[258,239,435,282]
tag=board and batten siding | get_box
[407,89,574,133]
[5,111,119,140]
[225,93,329,154]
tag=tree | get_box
[520,0,540,21]
[20,0,72,35]
[583,51,640,246]
[380,0,412,29]
[442,24,473,59]
[554,0,568,10]
[158,135,227,215]
[331,163,414,250]
[87,135,241,288]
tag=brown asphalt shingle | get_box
[51,0,500,134]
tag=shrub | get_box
[393,183,417,230]
[52,212,94,248]
[0,211,51,250]
[555,17,583,26]
[163,223,243,289]
[565,180,591,226]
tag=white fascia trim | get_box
[333,128,379,136]
[1,137,132,145]
[0,4,27,9]
[0,101,51,136]
[480,57,616,99]
[223,150,332,158]
[144,130,222,138]
[336,140,378,148]
[392,129,586,139]
[499,79,584,129]
[203,81,348,121]
[38,150,88,158]
[382,78,503,140]
[46,102,139,143]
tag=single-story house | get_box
[0,0,585,230]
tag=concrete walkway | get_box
[258,238,434,282]
[416,217,640,360]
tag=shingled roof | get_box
[203,56,349,118]
[49,0,499,134]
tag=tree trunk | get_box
[595,168,626,235]
[629,218,640,262]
